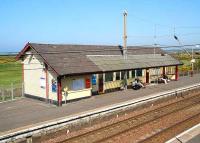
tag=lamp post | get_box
[191,45,199,76]
[191,46,194,77]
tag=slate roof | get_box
[87,54,181,72]
[17,43,182,77]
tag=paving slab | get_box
[166,123,200,143]
[187,134,200,143]
[0,74,200,134]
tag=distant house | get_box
[17,43,182,106]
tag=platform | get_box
[166,123,200,143]
[0,74,200,137]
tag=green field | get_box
[0,56,22,87]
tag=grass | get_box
[0,56,22,87]
[172,53,200,71]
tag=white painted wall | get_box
[23,54,46,99]
[23,53,58,101]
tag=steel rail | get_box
[61,91,200,143]
[92,94,200,143]
[138,109,200,143]
[95,97,200,143]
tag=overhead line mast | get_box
[123,10,128,90]
[123,10,128,59]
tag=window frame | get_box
[121,71,125,80]
[116,72,120,80]
[136,69,143,77]
[105,72,114,82]
[71,79,85,91]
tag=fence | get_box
[179,69,200,77]
[0,82,24,102]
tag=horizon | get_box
[0,0,200,52]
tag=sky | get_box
[0,0,200,52]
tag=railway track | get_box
[139,112,200,143]
[60,92,200,143]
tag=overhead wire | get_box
[128,13,200,48]
[0,43,200,56]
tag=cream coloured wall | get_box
[23,54,46,99]
[23,53,58,102]
[63,89,91,101]
[61,75,92,101]
[24,53,92,102]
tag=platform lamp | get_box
[195,44,200,73]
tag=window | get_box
[121,71,125,80]
[116,72,120,80]
[40,77,46,89]
[166,67,174,74]
[121,71,129,79]
[127,71,130,79]
[105,72,113,82]
[71,79,85,90]
[136,69,143,77]
[132,70,135,78]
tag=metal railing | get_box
[179,69,200,77]
[0,82,24,103]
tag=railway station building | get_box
[17,43,182,106]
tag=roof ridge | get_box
[29,43,163,49]
[29,43,120,47]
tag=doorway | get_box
[98,74,103,93]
